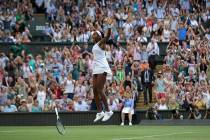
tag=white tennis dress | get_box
[92,43,112,80]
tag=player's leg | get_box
[96,73,109,112]
[93,74,104,122]
[96,72,113,121]
[93,74,102,112]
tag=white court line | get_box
[0,131,17,133]
[112,132,197,140]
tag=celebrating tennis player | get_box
[92,17,113,122]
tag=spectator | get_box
[27,96,33,112]
[141,66,154,105]
[31,99,42,112]
[154,71,166,101]
[188,107,202,119]
[2,99,17,112]
[18,99,29,112]
[107,95,119,111]
[157,98,168,110]
[147,38,159,70]
[74,97,89,111]
[63,74,75,100]
[120,86,134,126]
[171,109,183,120]
[60,93,72,111]
[36,84,46,110]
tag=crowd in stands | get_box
[0,0,33,43]
[0,0,210,119]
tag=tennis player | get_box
[92,18,113,122]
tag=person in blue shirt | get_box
[178,22,187,43]
[2,99,17,112]
[120,85,134,126]
[31,100,42,112]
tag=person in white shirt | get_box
[163,25,171,42]
[91,18,114,122]
[170,4,180,17]
[199,71,207,83]
[78,29,90,43]
[147,38,160,70]
[202,89,210,109]
[170,16,178,31]
[147,38,160,56]
[22,62,31,79]
[158,98,168,110]
[107,96,119,111]
[122,19,134,40]
[37,84,46,110]
[190,16,199,28]
[63,74,75,100]
[87,3,96,21]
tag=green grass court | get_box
[0,126,209,140]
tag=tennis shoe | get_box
[94,111,105,122]
[102,110,113,122]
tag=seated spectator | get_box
[157,98,168,110]
[31,100,42,112]
[146,105,162,120]
[168,98,179,111]
[193,95,206,110]
[204,109,210,119]
[26,96,33,112]
[171,109,183,120]
[73,97,89,111]
[0,86,7,106]
[188,107,202,119]
[2,99,17,112]
[66,100,74,112]
[107,95,119,111]
[120,86,134,126]
[18,99,29,112]
[60,93,72,111]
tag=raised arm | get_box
[98,18,112,49]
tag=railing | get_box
[0,110,208,126]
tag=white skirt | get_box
[92,67,112,81]
[122,107,134,115]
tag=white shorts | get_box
[122,107,134,115]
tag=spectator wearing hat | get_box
[18,99,29,112]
